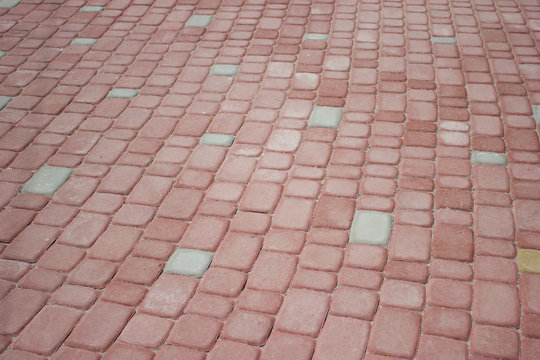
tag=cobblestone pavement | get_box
[0,0,539,358]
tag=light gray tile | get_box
[22,166,73,196]
[185,15,213,28]
[71,38,97,46]
[303,33,329,41]
[350,210,393,246]
[431,37,457,44]
[200,134,235,147]
[107,88,139,99]
[471,151,507,166]
[532,105,540,125]
[164,248,214,278]
[210,64,239,76]
[80,6,104,12]
[308,106,344,129]
[0,51,6,59]
[0,0,21,9]
[0,96,11,110]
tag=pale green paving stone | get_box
[532,105,540,125]
[200,133,235,147]
[431,37,457,44]
[471,151,507,166]
[0,51,6,59]
[80,6,104,12]
[22,166,73,196]
[349,210,394,246]
[185,15,213,28]
[0,96,12,110]
[0,0,21,9]
[71,38,97,46]
[210,64,239,76]
[303,33,329,41]
[107,88,139,99]
[308,106,344,129]
[164,248,213,278]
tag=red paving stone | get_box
[1,0,540,358]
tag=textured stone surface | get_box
[107,88,139,99]
[471,151,507,165]
[308,106,344,129]
[22,166,73,196]
[80,5,103,12]
[185,15,213,27]
[431,37,457,44]
[518,249,540,274]
[164,248,214,278]
[350,210,393,245]
[304,33,329,41]
[199,134,235,147]
[210,64,239,76]
[71,38,97,46]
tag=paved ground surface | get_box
[0,0,539,358]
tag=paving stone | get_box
[199,134,235,147]
[22,166,73,196]
[304,33,329,41]
[0,0,20,8]
[210,64,239,76]
[107,88,139,99]
[349,210,393,246]
[262,332,315,360]
[80,5,104,12]
[471,151,507,165]
[0,96,12,110]
[164,248,213,278]
[185,15,213,27]
[431,37,457,44]
[518,249,540,274]
[308,106,344,129]
[275,289,330,337]
[533,105,540,125]
[70,38,97,46]
[313,316,370,360]
[0,51,5,59]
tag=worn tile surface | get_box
[0,0,538,358]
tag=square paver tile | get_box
[431,37,457,44]
[200,134,235,147]
[22,166,73,196]
[164,248,214,278]
[349,210,393,246]
[0,96,11,110]
[518,249,540,274]
[107,88,139,99]
[210,64,239,76]
[80,6,104,12]
[71,38,97,46]
[308,106,344,129]
[303,33,329,41]
[0,0,20,8]
[532,105,540,125]
[471,151,507,166]
[185,15,213,28]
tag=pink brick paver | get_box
[1,0,540,358]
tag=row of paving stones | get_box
[0,0,539,358]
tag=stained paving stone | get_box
[471,151,507,165]
[210,64,239,76]
[304,33,329,41]
[70,38,97,46]
[518,249,540,274]
[164,248,214,278]
[80,5,104,12]
[185,15,213,27]
[0,0,20,8]
[431,37,457,44]
[308,106,344,129]
[0,96,12,110]
[349,210,393,246]
[199,134,235,147]
[107,88,139,99]
[532,105,540,125]
[22,166,73,196]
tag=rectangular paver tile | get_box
[199,133,235,147]
[186,15,213,27]
[80,5,103,11]
[471,151,507,165]
[70,38,97,46]
[210,64,239,76]
[0,96,12,110]
[164,248,213,278]
[308,106,344,129]
[107,88,139,99]
[350,210,393,245]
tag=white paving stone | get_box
[80,6,104,12]
[303,33,329,41]
[471,151,507,165]
[0,51,6,59]
[185,15,213,28]
[308,106,344,129]
[431,37,457,44]
[0,96,12,110]
[22,166,73,196]
[0,0,20,8]
[107,88,139,99]
[164,248,214,278]
[200,134,235,147]
[71,38,97,46]
[349,210,393,246]
[210,64,239,76]
[532,105,540,125]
